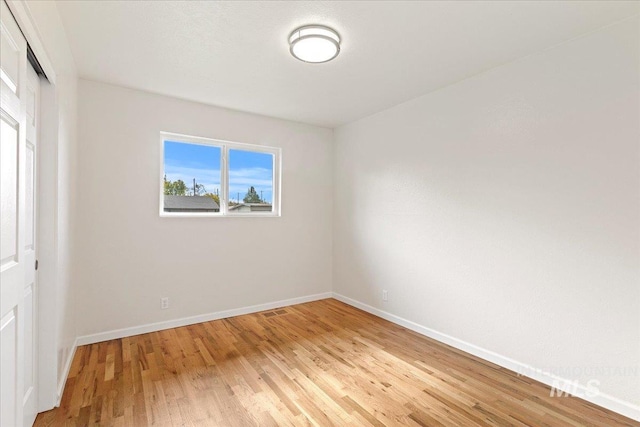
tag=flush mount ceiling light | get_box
[289,25,340,63]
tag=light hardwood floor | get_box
[35,299,638,426]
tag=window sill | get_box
[159,212,281,218]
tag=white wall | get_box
[334,16,639,413]
[13,0,79,409]
[75,80,333,337]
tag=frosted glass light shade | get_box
[289,25,340,63]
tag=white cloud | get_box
[164,165,221,193]
[164,165,273,201]
[229,168,273,202]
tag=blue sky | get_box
[164,141,274,203]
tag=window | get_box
[160,132,280,216]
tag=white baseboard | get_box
[331,292,640,422]
[76,292,332,346]
[56,337,78,406]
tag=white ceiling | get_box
[56,1,639,128]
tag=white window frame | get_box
[159,131,281,217]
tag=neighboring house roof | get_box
[229,203,272,212]
[164,195,219,211]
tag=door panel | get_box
[1,310,18,427]
[22,60,40,427]
[25,142,34,250]
[22,283,36,426]
[0,116,18,270]
[1,0,29,425]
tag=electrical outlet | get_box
[161,297,169,309]
[382,290,388,301]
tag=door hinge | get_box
[35,260,39,271]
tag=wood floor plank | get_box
[35,299,639,426]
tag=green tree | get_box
[243,186,263,203]
[204,192,220,205]
[163,176,188,195]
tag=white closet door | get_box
[21,62,40,427]
[1,0,31,425]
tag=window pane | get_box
[228,149,274,214]
[163,141,221,213]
